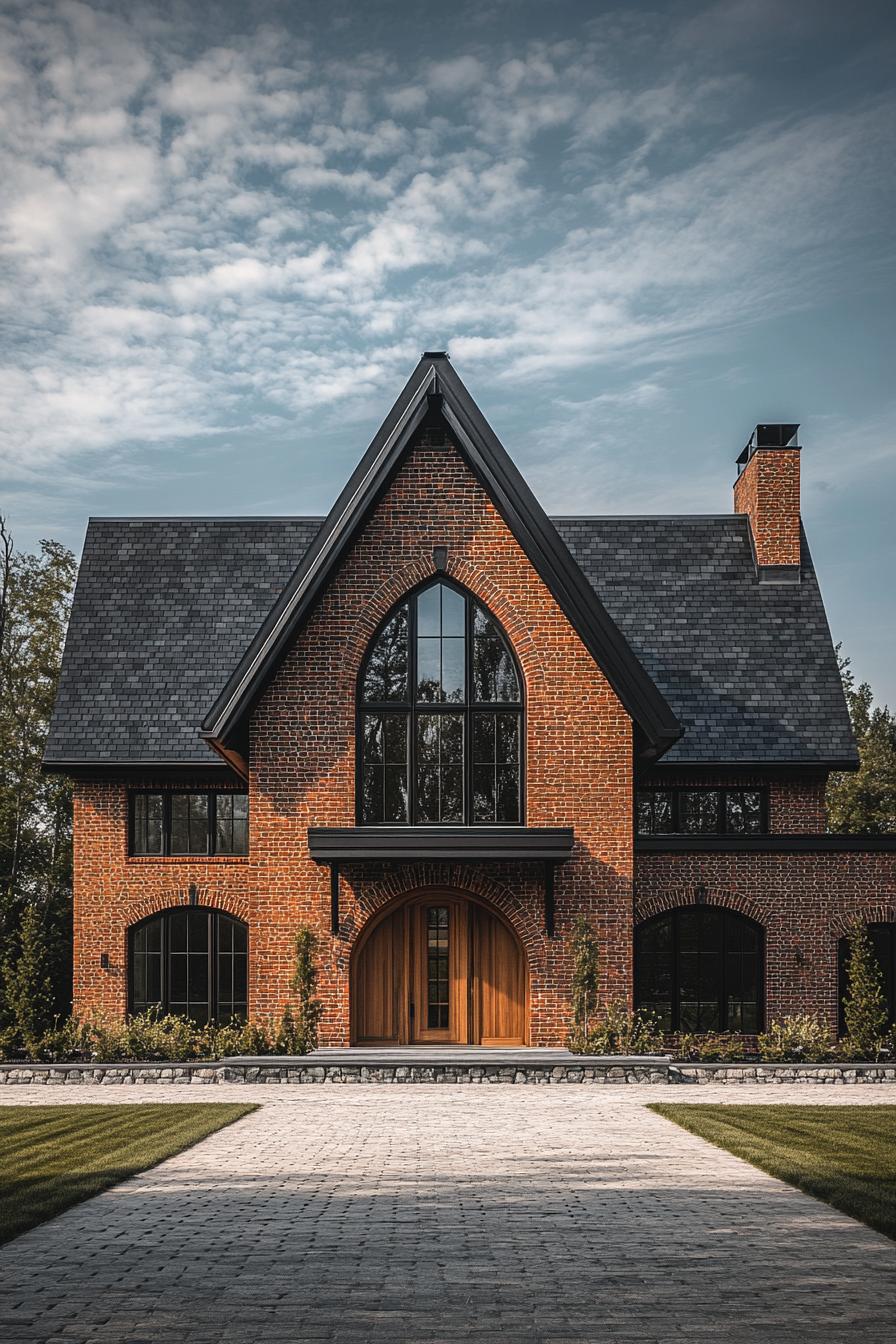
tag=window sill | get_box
[126,854,249,864]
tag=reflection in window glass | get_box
[132,793,164,854]
[635,906,763,1033]
[130,909,248,1023]
[215,794,249,854]
[679,791,720,835]
[170,794,209,855]
[359,581,522,825]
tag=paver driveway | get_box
[1,1085,895,1343]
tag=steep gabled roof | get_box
[199,355,682,763]
[44,512,856,771]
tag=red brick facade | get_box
[72,429,635,1044]
[69,423,893,1044]
[635,851,896,1032]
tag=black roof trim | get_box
[640,759,859,777]
[636,834,896,854]
[308,826,575,862]
[201,357,681,758]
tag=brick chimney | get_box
[734,424,801,581]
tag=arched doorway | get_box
[352,891,528,1046]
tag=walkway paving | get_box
[1,1085,894,1343]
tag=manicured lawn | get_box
[0,1103,256,1245]
[651,1103,896,1240]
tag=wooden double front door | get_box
[353,893,527,1046]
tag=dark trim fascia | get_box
[435,362,681,758]
[201,362,437,745]
[308,826,575,862]
[638,759,859,780]
[42,759,242,783]
[201,355,681,760]
[636,834,896,854]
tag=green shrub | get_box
[840,919,889,1058]
[289,927,323,1055]
[757,1014,834,1063]
[569,915,600,1037]
[568,998,663,1055]
[672,1032,746,1062]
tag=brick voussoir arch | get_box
[829,903,896,939]
[634,886,770,929]
[341,557,546,702]
[125,889,251,926]
[346,863,544,957]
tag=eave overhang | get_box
[307,826,575,862]
[201,354,682,763]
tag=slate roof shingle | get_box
[45,513,857,768]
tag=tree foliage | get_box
[0,517,77,1026]
[827,649,896,834]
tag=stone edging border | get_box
[2,1060,896,1085]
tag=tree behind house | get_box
[827,649,896,834]
[0,518,77,1019]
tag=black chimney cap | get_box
[737,423,800,467]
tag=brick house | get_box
[45,354,896,1045]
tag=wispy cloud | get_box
[0,0,893,485]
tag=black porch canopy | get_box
[307,826,575,937]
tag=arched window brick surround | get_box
[829,904,896,938]
[344,558,547,705]
[125,890,251,926]
[634,886,770,929]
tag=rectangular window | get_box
[130,791,249,855]
[635,787,767,836]
[170,793,210,855]
[132,793,164,855]
[215,793,249,854]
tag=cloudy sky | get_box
[2,0,894,699]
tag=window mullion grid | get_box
[209,791,216,856]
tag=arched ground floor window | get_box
[129,908,248,1024]
[838,922,896,1033]
[635,905,764,1033]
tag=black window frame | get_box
[838,922,896,1035]
[128,907,249,1023]
[634,905,766,1033]
[635,787,768,836]
[129,790,249,856]
[357,578,526,826]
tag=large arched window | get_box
[634,906,764,1032]
[358,579,523,825]
[838,923,896,1033]
[129,908,248,1024]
